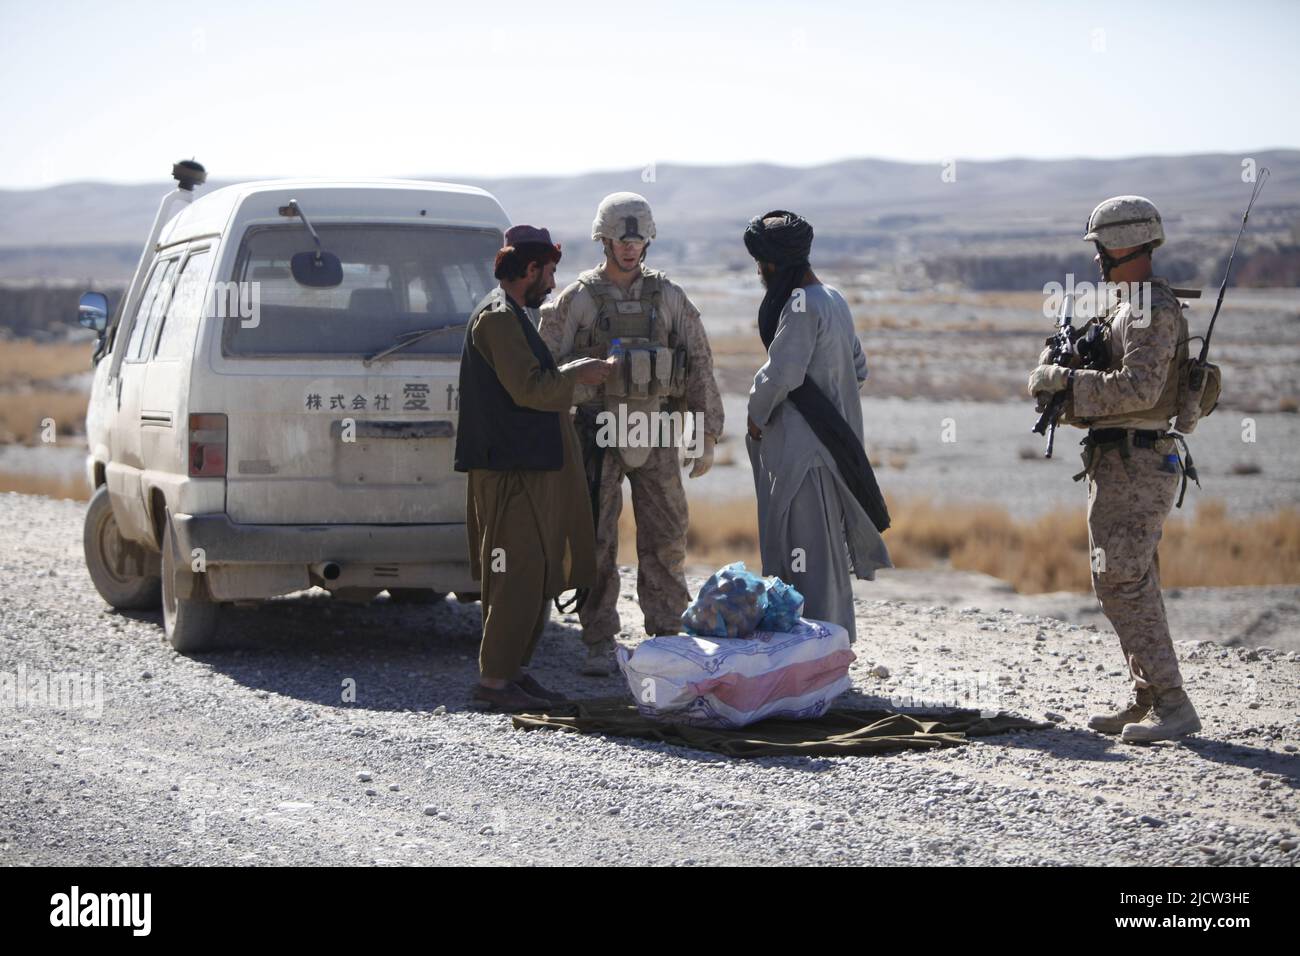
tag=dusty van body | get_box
[80,168,507,651]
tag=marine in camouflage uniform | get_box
[1028,195,1202,744]
[540,193,725,675]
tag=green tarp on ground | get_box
[511,698,1053,757]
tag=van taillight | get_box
[188,413,227,477]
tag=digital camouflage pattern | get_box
[1086,440,1185,693]
[1044,274,1188,695]
[539,264,725,438]
[579,442,692,644]
[539,264,723,646]
[1083,195,1164,250]
[1068,276,1187,432]
[591,191,656,241]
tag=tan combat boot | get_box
[580,638,616,677]
[1087,687,1154,735]
[1121,687,1202,744]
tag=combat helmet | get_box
[1083,195,1164,250]
[592,192,656,243]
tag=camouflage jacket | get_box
[538,263,725,440]
[1062,276,1187,431]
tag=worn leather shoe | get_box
[516,673,568,703]
[469,682,550,713]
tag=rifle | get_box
[1189,168,1270,391]
[1032,282,1121,458]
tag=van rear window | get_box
[224,224,501,357]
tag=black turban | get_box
[743,210,814,271]
[745,210,815,349]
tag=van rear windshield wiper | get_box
[363,323,468,366]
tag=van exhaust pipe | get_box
[311,561,342,582]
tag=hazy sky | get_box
[1,0,1296,188]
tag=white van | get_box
[78,162,507,652]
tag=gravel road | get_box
[1,492,1296,866]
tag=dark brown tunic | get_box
[465,296,596,601]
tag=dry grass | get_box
[707,335,766,360]
[886,498,1091,593]
[1160,499,1300,588]
[0,339,92,386]
[0,470,90,501]
[0,388,88,444]
[0,339,92,444]
[652,494,1300,594]
[855,314,921,332]
[848,291,1045,310]
[9,470,1295,590]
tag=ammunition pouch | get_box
[1173,359,1222,434]
[604,342,679,400]
[573,268,689,402]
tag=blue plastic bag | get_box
[681,563,808,638]
[681,562,769,639]
[758,577,805,633]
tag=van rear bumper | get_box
[172,513,468,565]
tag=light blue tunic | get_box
[745,284,892,641]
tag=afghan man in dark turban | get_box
[742,211,891,641]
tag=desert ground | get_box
[1,493,1296,866]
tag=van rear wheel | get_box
[161,514,221,653]
[83,485,161,610]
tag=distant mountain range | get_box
[1,150,1296,284]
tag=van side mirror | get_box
[78,291,109,332]
[291,250,343,288]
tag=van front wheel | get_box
[83,485,161,610]
[162,514,221,653]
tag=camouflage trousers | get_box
[580,443,690,645]
[1086,441,1184,692]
